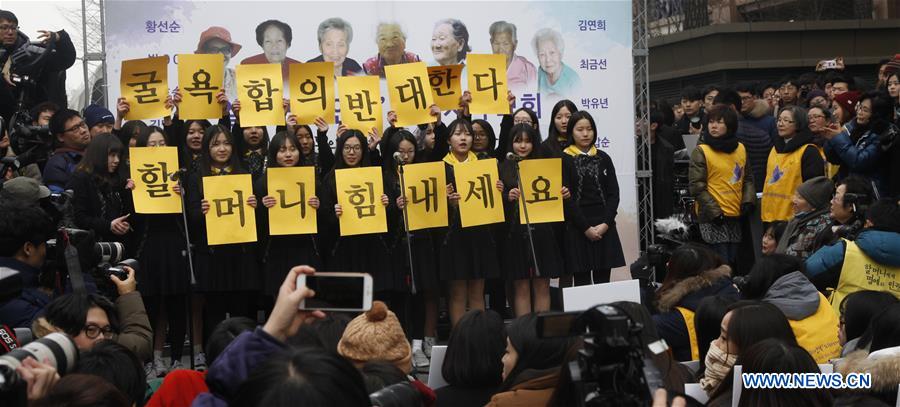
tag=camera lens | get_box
[0,333,78,391]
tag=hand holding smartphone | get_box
[297,272,373,312]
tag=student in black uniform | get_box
[256,131,323,299]
[288,117,335,178]
[540,99,578,158]
[562,111,625,286]
[164,89,229,175]
[500,124,570,316]
[471,119,497,160]
[230,99,269,179]
[441,119,504,327]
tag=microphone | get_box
[170,168,189,182]
[506,152,523,162]
[393,152,404,165]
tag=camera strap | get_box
[0,325,19,353]
[61,231,87,295]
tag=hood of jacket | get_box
[774,130,815,153]
[837,346,900,393]
[657,265,734,312]
[854,229,900,267]
[748,99,771,119]
[762,271,820,320]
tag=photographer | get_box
[0,202,56,328]
[43,109,89,193]
[0,10,76,124]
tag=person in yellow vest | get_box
[652,243,738,362]
[741,254,841,363]
[689,104,756,264]
[805,199,900,312]
[761,106,825,223]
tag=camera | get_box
[4,40,56,169]
[43,228,131,296]
[537,305,663,406]
[369,382,423,407]
[102,258,138,282]
[0,333,78,392]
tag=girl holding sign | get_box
[255,131,323,298]
[562,111,625,286]
[441,119,504,327]
[500,124,569,317]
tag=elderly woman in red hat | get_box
[195,26,242,101]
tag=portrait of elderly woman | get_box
[363,22,421,78]
[241,19,301,80]
[489,21,536,93]
[430,18,470,67]
[533,28,581,97]
[307,17,363,77]
[195,26,241,100]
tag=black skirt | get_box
[192,243,261,293]
[262,234,322,297]
[438,222,501,281]
[503,222,564,280]
[388,229,440,292]
[564,216,626,276]
[134,214,191,296]
[327,234,398,293]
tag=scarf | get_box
[702,132,739,153]
[564,144,597,157]
[442,151,478,166]
[210,166,233,175]
[700,344,738,394]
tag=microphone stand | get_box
[512,159,541,278]
[174,169,198,369]
[397,161,417,295]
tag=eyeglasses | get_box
[0,25,18,32]
[808,114,826,120]
[342,145,362,152]
[776,118,795,124]
[64,121,88,133]
[855,104,871,114]
[82,324,114,339]
[513,119,533,125]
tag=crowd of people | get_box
[2,6,900,406]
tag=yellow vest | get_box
[761,145,815,222]
[787,292,841,364]
[830,240,900,314]
[698,144,747,217]
[675,306,699,361]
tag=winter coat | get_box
[688,141,756,223]
[42,149,82,193]
[191,328,285,407]
[760,271,841,363]
[835,346,900,405]
[0,30,77,123]
[0,257,51,328]
[485,368,558,407]
[653,265,739,361]
[824,119,886,195]
[805,229,900,281]
[775,207,831,259]
[737,99,777,192]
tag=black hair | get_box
[702,85,720,99]
[725,301,797,353]
[255,19,293,46]
[658,243,724,299]
[333,130,370,169]
[500,313,577,392]
[446,118,475,143]
[205,317,256,365]
[740,254,804,300]
[836,175,874,211]
[121,120,150,147]
[565,110,598,148]
[807,105,833,122]
[361,360,408,394]
[291,124,317,162]
[72,340,146,406]
[867,303,900,352]
[855,91,895,135]
[695,295,737,372]
[134,125,167,147]
[182,119,212,149]
[653,100,674,126]
[31,374,130,407]
[705,104,739,137]
[512,107,540,130]
[0,9,18,24]
[199,124,244,176]
[680,86,703,102]
[547,99,578,141]
[648,108,665,127]
[0,203,55,257]
[75,133,126,185]
[384,129,418,176]
[266,131,302,168]
[49,108,81,137]
[43,293,120,338]
[779,76,797,88]
[734,81,758,96]
[29,101,60,123]
[507,123,542,160]
[286,312,351,353]
[437,18,471,61]
[471,119,496,153]
[231,347,370,407]
[866,199,900,233]
[839,290,898,344]
[737,339,833,407]
[442,309,506,387]
[713,88,741,112]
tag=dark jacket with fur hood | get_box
[835,346,900,405]
[652,265,739,361]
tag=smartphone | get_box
[297,272,373,312]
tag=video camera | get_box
[536,304,663,406]
[2,40,56,169]
[44,228,137,297]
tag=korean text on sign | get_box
[402,161,448,230]
[267,167,318,235]
[455,158,505,227]
[385,62,435,127]
[467,54,510,115]
[290,61,336,125]
[203,174,258,245]
[120,56,170,120]
[338,75,383,133]
[517,158,564,224]
[236,63,285,127]
[129,147,181,214]
[178,54,224,119]
[335,167,387,236]
[427,64,463,111]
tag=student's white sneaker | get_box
[193,352,207,371]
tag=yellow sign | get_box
[335,167,387,236]
[236,63,285,127]
[466,54,510,115]
[402,161,448,231]
[267,167,318,235]
[517,158,564,224]
[427,64,463,111]
[129,147,181,214]
[455,158,504,227]
[120,56,170,120]
[203,174,258,245]
[385,62,435,127]
[337,75,383,133]
[178,54,224,120]
[289,62,335,125]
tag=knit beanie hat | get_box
[337,301,412,374]
[833,91,861,120]
[796,176,834,210]
[884,54,900,75]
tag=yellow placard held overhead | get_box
[267,167,318,235]
[178,54,224,120]
[129,147,181,214]
[203,174,258,245]
[466,54,510,115]
[427,64,463,111]
[337,75,383,133]
[335,167,387,236]
[236,63,285,127]
[385,62,435,127]
[120,56,170,120]
[455,158,505,227]
[289,62,335,125]
[517,158,564,224]
[402,161,448,231]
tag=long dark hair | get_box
[182,119,211,151]
[292,124,317,164]
[119,119,148,147]
[866,302,900,352]
[500,313,576,392]
[385,130,417,176]
[333,130,370,169]
[199,124,244,176]
[565,110,598,148]
[839,290,898,344]
[75,133,126,186]
[740,254,804,300]
[442,309,506,387]
[472,119,496,154]
[695,295,737,373]
[547,99,578,142]
[737,339,833,407]
[236,125,270,155]
[657,243,724,300]
[851,91,894,141]
[266,131,302,168]
[134,126,168,147]
[507,123,542,160]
